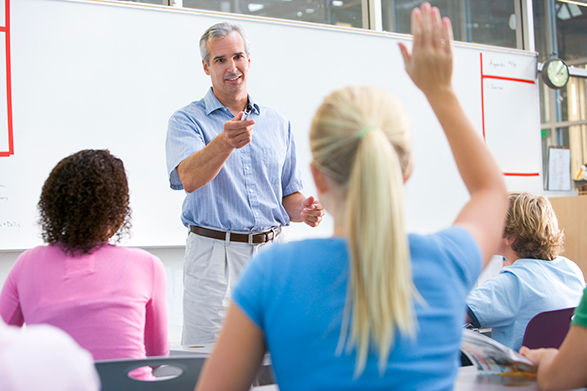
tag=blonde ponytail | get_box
[310,86,420,377]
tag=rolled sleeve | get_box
[165,109,206,190]
[280,121,304,197]
[466,272,521,328]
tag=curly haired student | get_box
[0,149,169,374]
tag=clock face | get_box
[544,59,569,89]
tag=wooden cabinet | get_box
[550,195,587,278]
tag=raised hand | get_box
[398,2,454,98]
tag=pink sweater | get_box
[0,244,169,361]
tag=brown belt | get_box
[190,226,281,244]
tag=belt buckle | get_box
[248,232,254,245]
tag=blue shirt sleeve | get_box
[280,121,304,197]
[434,226,483,291]
[165,108,206,190]
[467,270,521,328]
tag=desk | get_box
[170,344,212,358]
[170,345,274,385]
[252,367,545,391]
[171,344,272,366]
[248,367,543,390]
[167,350,586,391]
[455,367,538,390]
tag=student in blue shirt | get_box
[194,3,508,390]
[467,191,585,352]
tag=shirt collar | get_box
[203,87,259,116]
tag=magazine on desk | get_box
[461,329,537,377]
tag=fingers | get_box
[232,112,255,123]
[411,6,422,48]
[223,119,254,149]
[302,208,324,227]
[420,3,432,46]
[234,134,252,148]
[442,17,454,54]
[301,199,325,227]
[302,196,315,207]
[398,42,411,68]
[413,3,448,51]
[518,346,542,365]
[431,6,442,48]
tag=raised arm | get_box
[178,113,254,193]
[398,2,507,267]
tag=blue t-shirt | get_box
[165,88,304,231]
[467,257,585,351]
[233,227,481,391]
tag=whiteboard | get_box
[0,0,543,250]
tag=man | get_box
[466,191,585,351]
[165,22,324,344]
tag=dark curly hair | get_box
[38,149,132,256]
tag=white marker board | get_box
[0,0,543,250]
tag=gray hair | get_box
[199,22,251,65]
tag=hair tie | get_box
[359,125,376,139]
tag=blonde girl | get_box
[195,3,507,390]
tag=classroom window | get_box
[381,0,518,48]
[180,0,363,27]
[123,0,167,4]
[535,0,587,191]
[121,0,364,27]
[116,0,524,48]
[541,75,587,188]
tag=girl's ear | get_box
[310,162,329,195]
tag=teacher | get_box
[165,22,324,344]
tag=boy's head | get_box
[504,191,563,261]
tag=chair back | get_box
[94,355,206,391]
[521,307,576,349]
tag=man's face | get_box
[203,31,250,102]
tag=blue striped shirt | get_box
[165,88,304,232]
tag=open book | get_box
[461,329,537,377]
